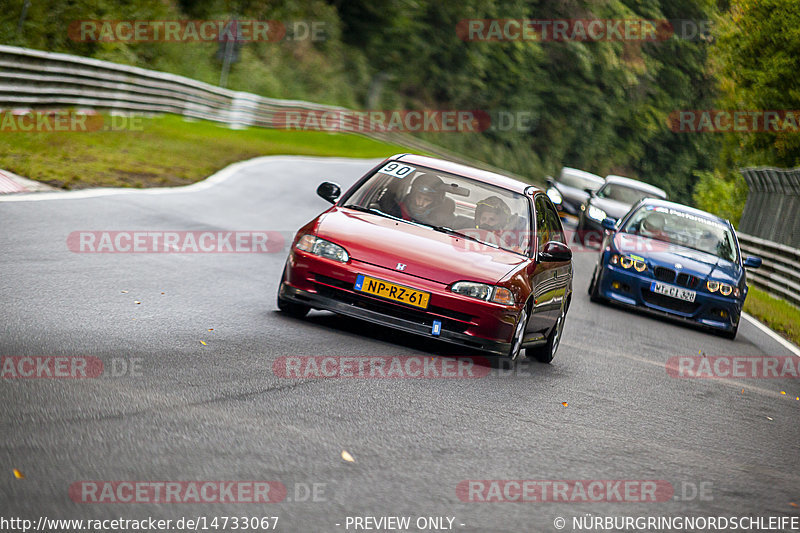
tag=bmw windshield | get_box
[596,184,655,204]
[622,205,737,262]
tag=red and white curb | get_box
[0,169,29,194]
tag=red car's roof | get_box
[394,154,538,195]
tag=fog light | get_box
[612,281,621,290]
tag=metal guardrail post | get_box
[738,232,800,308]
[739,167,800,249]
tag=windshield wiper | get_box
[430,226,499,248]
[344,205,514,252]
[343,204,427,228]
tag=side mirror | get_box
[584,187,596,197]
[743,256,762,269]
[601,217,616,231]
[539,241,572,262]
[316,182,341,204]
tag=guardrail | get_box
[738,232,800,308]
[739,167,800,249]
[0,44,525,181]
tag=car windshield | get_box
[596,183,655,204]
[622,206,737,262]
[559,170,602,191]
[343,161,531,254]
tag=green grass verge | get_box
[0,114,414,189]
[744,287,800,346]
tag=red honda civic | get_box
[277,154,573,363]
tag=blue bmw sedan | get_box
[587,199,762,339]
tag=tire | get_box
[504,307,529,365]
[530,305,566,364]
[277,267,310,319]
[718,323,738,340]
[588,266,604,303]
[573,221,585,245]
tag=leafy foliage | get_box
[2,0,798,213]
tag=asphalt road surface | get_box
[1,156,799,532]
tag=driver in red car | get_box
[396,173,455,227]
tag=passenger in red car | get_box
[473,196,528,253]
[474,196,512,230]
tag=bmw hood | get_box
[557,184,590,207]
[613,234,740,281]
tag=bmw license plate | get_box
[650,281,696,302]
[355,274,430,309]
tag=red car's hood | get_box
[314,208,526,285]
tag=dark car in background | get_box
[575,175,667,246]
[545,167,605,218]
[588,199,762,339]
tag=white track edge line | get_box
[742,312,800,358]
[0,155,383,203]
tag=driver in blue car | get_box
[639,211,670,241]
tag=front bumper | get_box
[596,261,741,333]
[279,251,520,356]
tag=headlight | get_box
[614,254,646,272]
[546,187,562,205]
[587,205,607,222]
[706,280,737,297]
[295,234,349,263]
[451,281,515,305]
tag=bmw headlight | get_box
[706,280,739,297]
[613,254,647,272]
[546,187,563,205]
[295,234,349,263]
[451,281,515,305]
[587,205,607,222]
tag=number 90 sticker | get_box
[378,162,415,178]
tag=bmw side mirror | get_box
[539,241,572,262]
[601,217,616,231]
[317,182,341,204]
[743,256,762,269]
